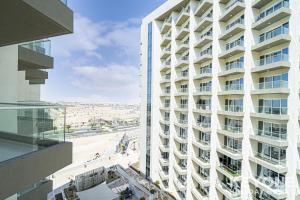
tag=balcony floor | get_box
[0,139,37,163]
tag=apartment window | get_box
[161,152,169,159]
[222,177,241,195]
[179,113,188,124]
[259,48,288,66]
[163,125,170,134]
[199,81,212,91]
[258,73,288,89]
[225,15,244,30]
[225,99,243,112]
[180,99,188,108]
[197,115,211,127]
[164,112,170,121]
[181,69,188,77]
[199,149,210,161]
[256,0,289,22]
[225,36,244,50]
[180,84,188,93]
[225,78,244,90]
[224,136,242,151]
[179,127,187,139]
[258,99,287,115]
[200,46,212,56]
[256,165,285,190]
[198,166,210,178]
[179,159,187,168]
[225,56,244,70]
[180,143,188,153]
[199,131,210,144]
[255,188,277,200]
[259,22,289,43]
[257,143,286,164]
[164,99,170,107]
[200,63,212,74]
[224,118,243,133]
[219,155,241,174]
[257,121,287,140]
[165,86,170,94]
[197,98,211,110]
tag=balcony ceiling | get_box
[0,0,73,47]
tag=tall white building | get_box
[140,0,300,199]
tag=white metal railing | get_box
[257,106,288,115]
[256,1,289,22]
[255,80,288,90]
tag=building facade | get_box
[0,0,73,199]
[140,0,300,199]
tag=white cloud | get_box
[52,15,141,61]
[46,14,142,104]
[71,64,140,103]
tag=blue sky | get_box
[41,0,164,103]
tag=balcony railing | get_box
[197,122,211,128]
[199,68,212,75]
[259,27,289,43]
[225,39,244,51]
[225,17,244,31]
[198,49,212,57]
[179,88,188,93]
[224,84,243,91]
[179,119,188,124]
[255,129,287,140]
[223,125,243,133]
[254,151,286,165]
[224,104,243,112]
[255,1,289,22]
[222,145,242,154]
[225,0,244,11]
[257,106,288,115]
[163,60,171,66]
[20,40,51,56]
[196,104,211,110]
[219,163,241,176]
[257,53,288,66]
[220,182,241,198]
[180,104,188,109]
[225,61,243,71]
[196,86,212,92]
[256,80,288,90]
[0,102,66,163]
[255,176,285,192]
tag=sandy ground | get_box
[51,129,140,189]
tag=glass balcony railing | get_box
[225,17,244,31]
[254,151,286,165]
[255,129,287,141]
[255,176,285,192]
[220,182,241,198]
[257,106,288,115]
[257,54,288,66]
[219,163,241,176]
[199,68,212,75]
[256,80,288,90]
[225,0,244,11]
[20,40,51,56]
[180,104,188,109]
[222,145,242,154]
[224,84,243,91]
[179,88,188,93]
[259,27,289,43]
[223,125,243,133]
[196,121,211,128]
[225,61,243,71]
[179,119,188,124]
[0,102,66,164]
[196,86,212,92]
[224,104,243,112]
[196,104,211,110]
[255,1,289,22]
